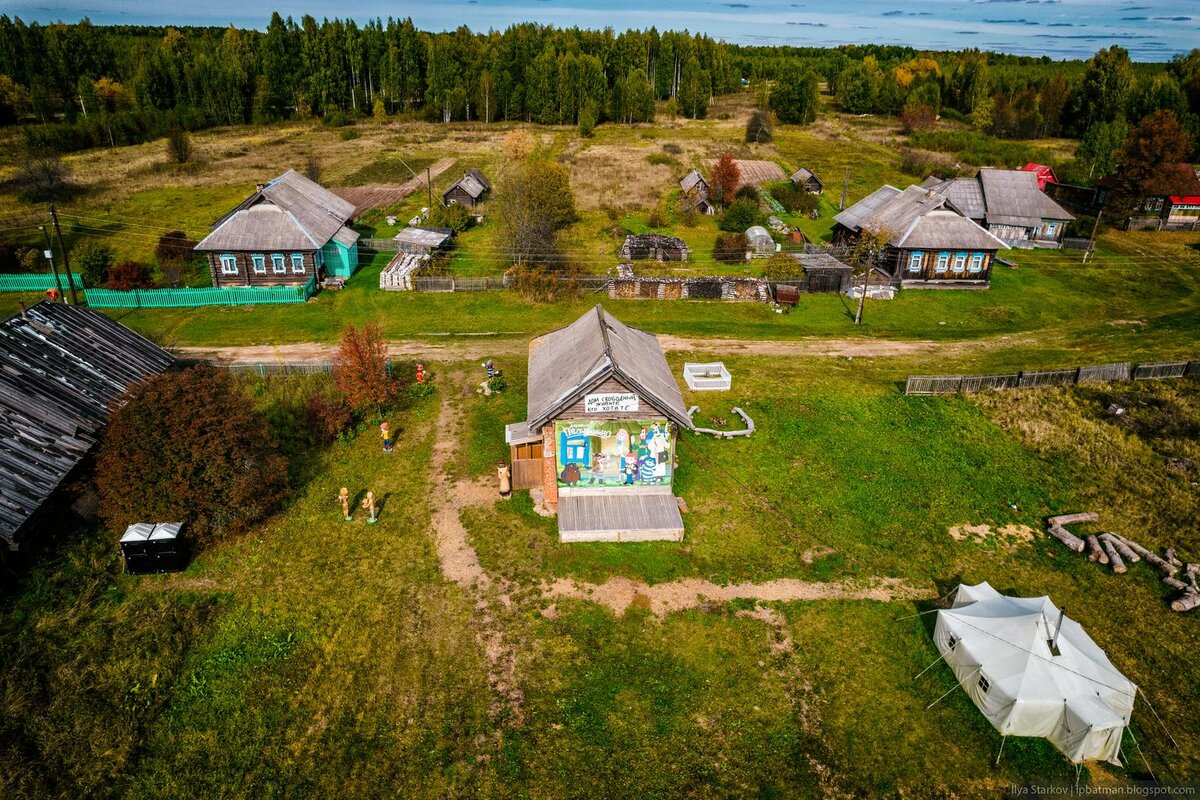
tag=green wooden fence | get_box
[84,276,316,309]
[0,272,86,292]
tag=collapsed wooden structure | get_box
[0,302,174,551]
[1044,512,1199,613]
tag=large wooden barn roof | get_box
[525,306,692,433]
[196,168,358,252]
[836,184,1009,251]
[0,302,173,550]
[924,170,1074,228]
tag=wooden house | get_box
[834,184,1008,287]
[619,233,689,262]
[195,169,360,288]
[442,169,491,207]
[679,169,714,214]
[922,169,1074,247]
[0,302,173,553]
[505,306,694,542]
[394,227,453,255]
[1096,163,1200,231]
[790,167,824,194]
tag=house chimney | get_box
[1051,605,1066,653]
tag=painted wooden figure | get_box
[337,487,352,521]
[498,461,511,497]
[380,421,393,453]
[416,363,426,384]
[361,491,378,524]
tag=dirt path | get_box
[332,157,457,215]
[542,575,928,618]
[427,372,524,722]
[175,331,1030,366]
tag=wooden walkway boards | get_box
[558,491,684,543]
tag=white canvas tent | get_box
[933,582,1136,765]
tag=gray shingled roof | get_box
[525,306,692,433]
[978,169,1074,227]
[0,302,174,550]
[791,167,822,187]
[680,170,706,192]
[447,170,491,199]
[393,227,452,248]
[927,177,988,220]
[196,169,356,252]
[835,185,1007,251]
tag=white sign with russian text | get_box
[584,392,638,413]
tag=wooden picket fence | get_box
[0,272,86,292]
[84,276,316,308]
[905,359,1199,395]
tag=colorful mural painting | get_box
[555,420,674,488]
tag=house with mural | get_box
[834,184,1009,287]
[505,306,694,542]
[195,169,360,288]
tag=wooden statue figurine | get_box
[337,487,352,521]
[415,363,426,384]
[361,491,378,524]
[498,460,511,498]
[380,421,393,453]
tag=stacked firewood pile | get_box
[1045,512,1199,613]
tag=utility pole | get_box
[854,265,868,325]
[427,165,433,215]
[1081,210,1102,265]
[39,225,66,302]
[840,168,850,211]
[49,205,79,305]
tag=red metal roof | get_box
[1021,163,1058,190]
[1169,196,1200,205]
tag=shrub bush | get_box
[429,202,473,232]
[95,366,288,546]
[763,252,805,280]
[719,197,763,232]
[105,260,154,290]
[506,263,580,302]
[72,240,115,287]
[713,233,748,264]
[770,183,818,214]
[339,128,360,141]
[306,392,354,443]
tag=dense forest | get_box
[0,15,1197,160]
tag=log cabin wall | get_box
[444,186,478,207]
[208,251,318,288]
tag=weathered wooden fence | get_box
[905,359,1199,395]
[0,272,85,292]
[84,276,316,308]
[1061,238,1096,252]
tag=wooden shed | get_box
[442,169,491,207]
[394,226,453,255]
[791,167,824,194]
[506,306,693,542]
[0,302,174,552]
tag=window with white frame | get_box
[272,253,286,273]
[952,252,967,272]
[252,254,266,274]
[969,253,984,273]
[220,255,238,274]
[907,251,923,272]
[291,253,305,273]
[1045,222,1058,237]
[935,252,950,272]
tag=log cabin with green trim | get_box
[194,169,360,288]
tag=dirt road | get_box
[332,157,457,215]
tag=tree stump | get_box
[1046,524,1086,553]
[1100,536,1126,573]
[1101,533,1140,563]
[1047,512,1099,526]
[1086,535,1108,565]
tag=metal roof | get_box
[196,169,356,252]
[393,227,452,248]
[978,169,1073,227]
[833,185,902,231]
[900,210,1010,250]
[525,306,692,433]
[446,169,491,199]
[790,167,822,186]
[927,177,987,220]
[836,185,1007,250]
[794,253,852,271]
[0,302,174,550]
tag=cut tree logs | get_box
[1047,524,1086,552]
[1041,513,1196,614]
[1100,536,1127,574]
[1101,533,1140,564]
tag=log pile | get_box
[1043,513,1198,614]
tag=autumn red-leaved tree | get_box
[95,366,287,547]
[710,152,741,206]
[333,323,396,417]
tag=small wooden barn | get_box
[0,302,174,553]
[619,233,689,262]
[790,167,824,194]
[505,306,693,542]
[195,169,360,287]
[679,169,714,214]
[442,169,491,207]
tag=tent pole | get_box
[926,667,979,710]
[912,651,945,680]
[1127,725,1158,783]
[994,735,1006,767]
[892,608,941,622]
[1137,689,1178,749]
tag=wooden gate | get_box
[510,440,544,490]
